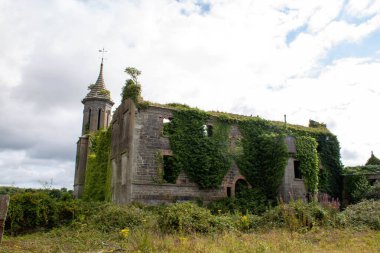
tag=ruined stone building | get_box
[74,61,320,204]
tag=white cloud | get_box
[345,0,380,18]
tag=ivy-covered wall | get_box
[237,119,288,201]
[295,136,319,194]
[166,108,232,189]
[160,105,342,199]
[82,128,112,201]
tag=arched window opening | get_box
[162,117,173,136]
[235,179,249,197]
[202,124,213,137]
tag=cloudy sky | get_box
[1,0,380,189]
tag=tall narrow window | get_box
[202,124,213,137]
[86,109,91,132]
[97,109,101,130]
[207,125,213,137]
[106,111,110,128]
[294,160,302,179]
[227,187,231,197]
[163,155,176,183]
[162,117,172,136]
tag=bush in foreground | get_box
[90,204,148,232]
[5,191,105,235]
[343,200,380,230]
[158,202,235,234]
[261,199,343,231]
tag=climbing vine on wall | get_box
[237,118,289,201]
[295,136,319,194]
[83,128,112,201]
[313,133,343,199]
[167,108,231,189]
[161,104,342,198]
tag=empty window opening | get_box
[97,109,102,130]
[162,117,173,136]
[202,124,213,137]
[87,109,91,131]
[235,179,249,197]
[294,160,302,179]
[123,111,129,139]
[163,155,176,183]
[227,187,232,197]
[106,111,110,127]
[369,179,376,186]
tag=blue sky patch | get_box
[322,29,380,66]
[286,24,308,46]
[177,0,211,16]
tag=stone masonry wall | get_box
[111,100,306,204]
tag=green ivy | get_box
[237,118,289,201]
[162,104,341,198]
[295,136,319,194]
[167,108,231,189]
[121,79,142,103]
[314,133,343,199]
[83,128,112,201]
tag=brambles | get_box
[343,200,380,230]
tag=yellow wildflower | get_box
[120,228,129,239]
[179,236,188,244]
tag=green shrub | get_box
[208,198,238,214]
[343,200,380,230]
[90,204,147,232]
[235,187,269,214]
[4,192,107,235]
[121,79,142,103]
[366,184,380,200]
[261,200,340,231]
[344,174,372,204]
[208,190,269,216]
[158,202,233,234]
[6,192,59,235]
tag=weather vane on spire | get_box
[99,48,108,63]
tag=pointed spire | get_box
[82,59,113,105]
[94,59,105,88]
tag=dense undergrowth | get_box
[3,189,380,237]
[2,189,380,252]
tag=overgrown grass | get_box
[2,227,380,253]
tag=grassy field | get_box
[2,227,380,253]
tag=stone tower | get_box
[73,59,114,198]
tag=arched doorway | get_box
[235,179,249,197]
